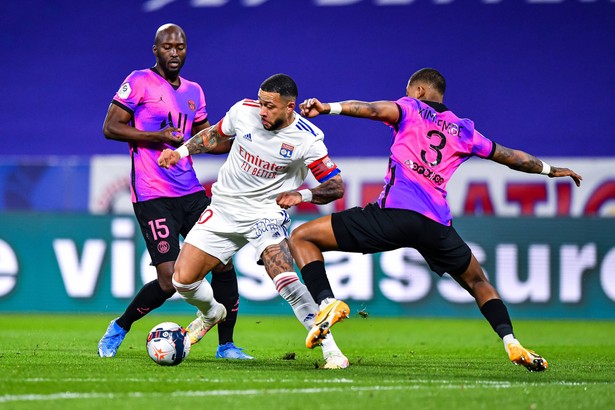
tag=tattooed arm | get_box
[309,174,344,205]
[491,143,582,187]
[300,98,400,124]
[276,174,344,209]
[184,122,233,155]
[191,120,232,155]
[158,121,233,168]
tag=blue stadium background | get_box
[3,0,614,158]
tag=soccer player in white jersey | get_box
[157,74,349,369]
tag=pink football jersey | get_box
[112,68,207,202]
[378,97,494,225]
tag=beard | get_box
[263,116,285,131]
[154,52,185,77]
[165,59,184,74]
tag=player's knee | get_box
[155,262,175,292]
[458,256,490,286]
[171,272,183,291]
[171,265,192,288]
[290,223,304,239]
[289,224,311,246]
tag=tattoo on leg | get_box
[262,240,294,278]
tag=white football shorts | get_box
[184,204,291,264]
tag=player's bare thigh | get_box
[173,243,222,284]
[288,215,338,269]
[291,215,338,250]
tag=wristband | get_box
[540,162,551,176]
[328,103,342,115]
[298,189,313,203]
[176,145,190,159]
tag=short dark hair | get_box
[260,74,298,100]
[408,68,446,95]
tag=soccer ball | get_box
[146,322,191,366]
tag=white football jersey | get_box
[210,99,331,216]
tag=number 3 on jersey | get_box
[421,130,446,167]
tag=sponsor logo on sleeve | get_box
[117,82,131,99]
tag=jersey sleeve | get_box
[384,97,409,128]
[219,100,244,137]
[193,85,208,126]
[383,97,413,128]
[471,130,495,159]
[112,70,145,114]
[304,140,341,183]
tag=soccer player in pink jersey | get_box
[157,74,350,369]
[292,68,583,372]
[98,23,252,360]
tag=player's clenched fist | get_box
[299,98,326,118]
[158,149,180,169]
[276,191,303,209]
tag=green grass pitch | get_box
[0,313,613,409]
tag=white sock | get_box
[273,272,318,330]
[502,334,519,353]
[319,297,334,310]
[273,273,345,360]
[321,332,342,356]
[172,277,218,318]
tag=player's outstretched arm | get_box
[491,143,583,187]
[300,98,399,124]
[276,174,344,209]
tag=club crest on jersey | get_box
[117,82,131,99]
[280,143,294,158]
[188,99,196,111]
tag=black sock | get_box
[480,298,514,339]
[300,260,334,304]
[211,267,239,345]
[116,280,173,332]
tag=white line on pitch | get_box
[0,382,608,404]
